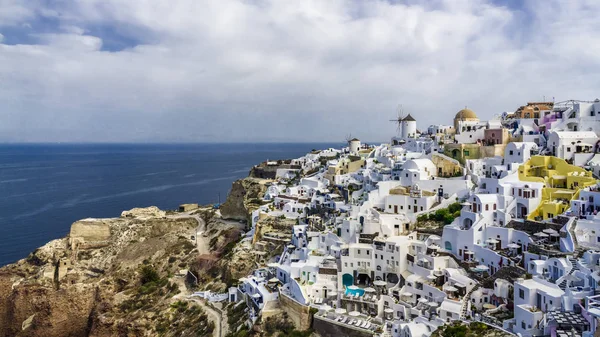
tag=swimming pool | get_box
[345,288,365,297]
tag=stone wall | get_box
[278,292,313,331]
[69,220,111,250]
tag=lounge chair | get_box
[355,320,363,326]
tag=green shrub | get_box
[140,265,160,285]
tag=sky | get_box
[1,0,600,143]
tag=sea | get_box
[0,143,340,267]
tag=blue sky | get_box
[1,0,600,143]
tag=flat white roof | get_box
[517,279,565,297]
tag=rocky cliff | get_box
[0,206,241,337]
[219,177,269,221]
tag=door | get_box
[394,205,398,213]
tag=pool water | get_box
[345,288,365,296]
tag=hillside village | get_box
[229,100,600,337]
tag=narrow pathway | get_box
[168,212,209,254]
[188,297,228,337]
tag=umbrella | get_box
[476,264,489,270]
[427,275,437,280]
[335,308,347,314]
[320,304,333,311]
[348,285,359,290]
[418,298,428,303]
[445,286,458,292]
[384,308,394,313]
[364,287,376,293]
[543,228,558,234]
[486,239,499,244]
[550,233,560,237]
[483,304,496,309]
[534,232,549,237]
[349,311,361,317]
[507,243,520,249]
[402,292,412,297]
[373,280,387,286]
[428,302,439,307]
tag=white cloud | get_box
[0,0,600,142]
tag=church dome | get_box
[454,108,478,120]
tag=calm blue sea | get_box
[0,143,340,266]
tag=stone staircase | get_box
[558,255,580,290]
[460,284,480,319]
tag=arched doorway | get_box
[444,241,452,251]
[386,273,399,285]
[342,273,353,287]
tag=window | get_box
[509,150,513,155]
[375,254,378,258]
[493,204,497,210]
[367,250,370,255]
[485,204,489,211]
[567,147,571,152]
[344,262,348,267]
[389,205,391,209]
[357,249,361,254]
[522,321,526,329]
[519,289,524,299]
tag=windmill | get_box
[389,104,405,135]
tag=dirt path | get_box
[188,297,228,337]
[168,212,209,255]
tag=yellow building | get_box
[519,155,597,220]
[443,143,506,165]
[510,102,554,119]
[324,156,365,183]
[431,153,463,177]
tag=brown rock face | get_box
[220,178,269,221]
[0,276,97,337]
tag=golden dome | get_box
[455,108,478,120]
